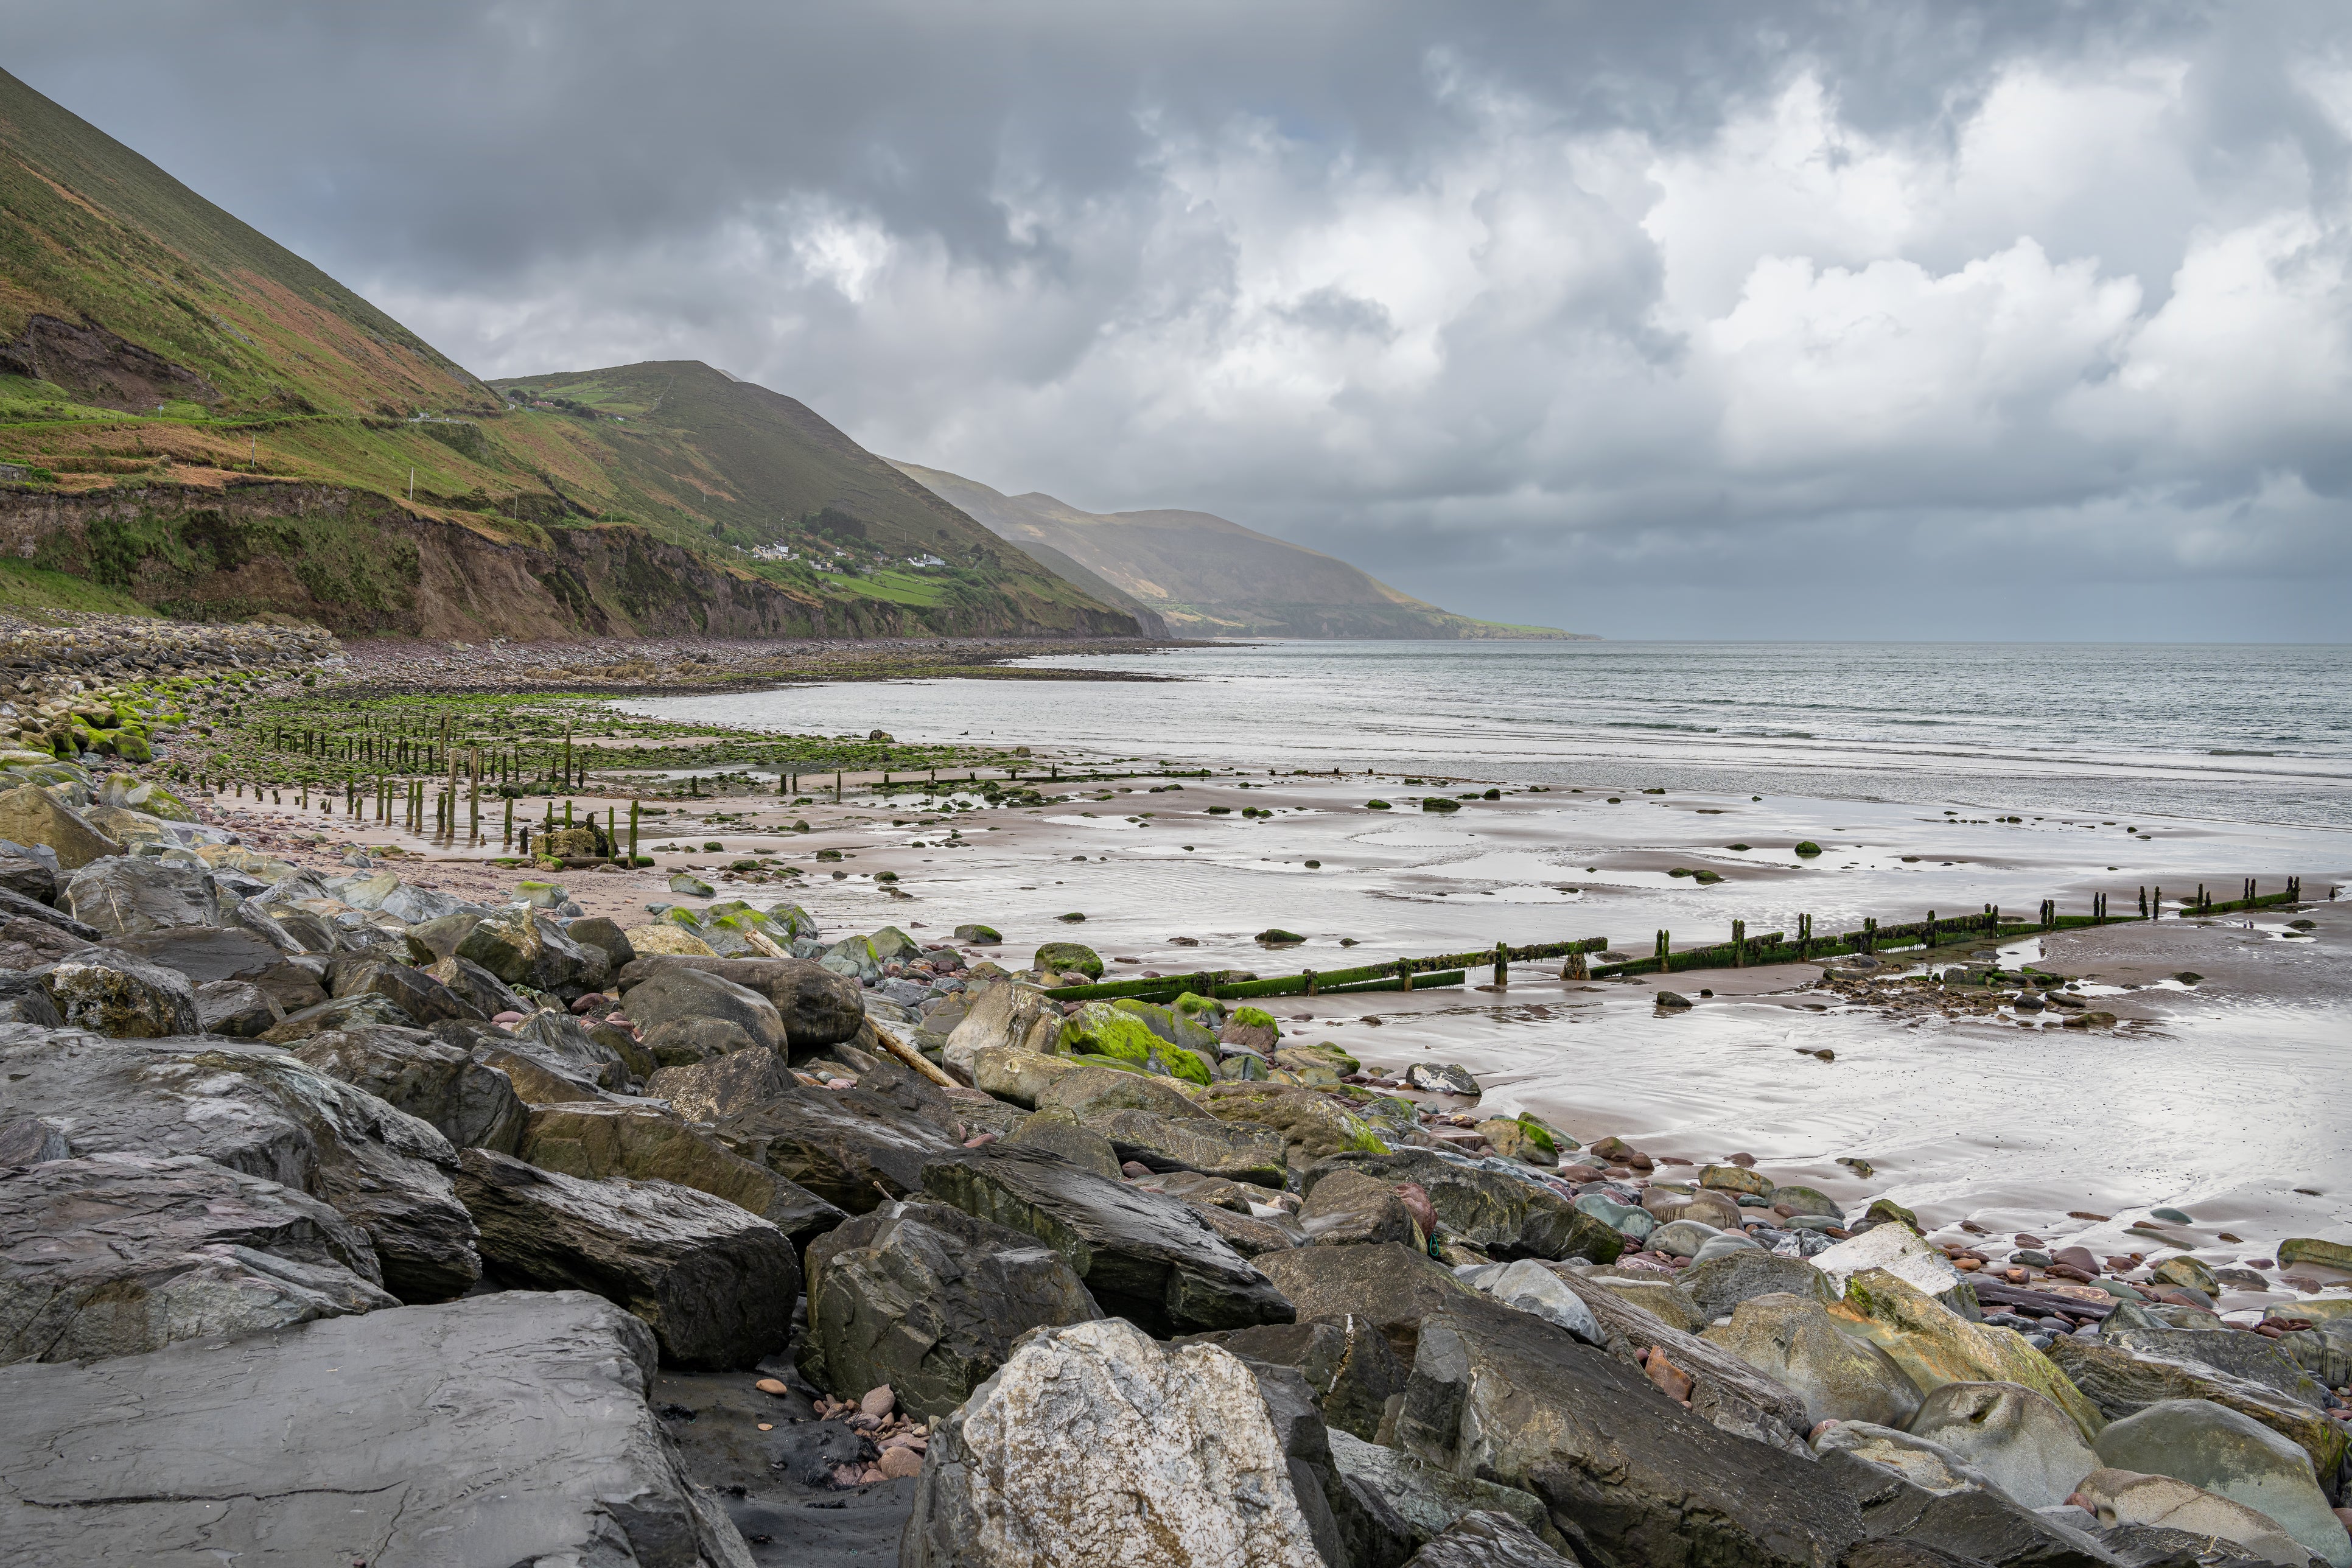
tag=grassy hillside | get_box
[0,68,1135,640]
[892,461,1587,640]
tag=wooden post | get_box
[607,807,616,860]
[2153,885,2161,919]
[1655,929,1670,970]
[629,799,640,862]
[468,747,480,843]
[1562,949,1588,981]
[1303,968,1318,996]
[1732,919,1746,967]
[835,771,843,803]
[1925,910,1936,947]
[1493,942,1508,987]
[1396,959,1413,992]
[503,795,513,849]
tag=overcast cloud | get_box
[9,1,2352,637]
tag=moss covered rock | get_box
[1032,941,1102,979]
[1197,1082,1387,1167]
[1059,1002,1210,1085]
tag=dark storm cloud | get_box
[8,1,2350,636]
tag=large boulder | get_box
[1813,1224,1979,1314]
[623,965,787,1054]
[715,1082,965,1214]
[0,1289,754,1566]
[1298,1166,1429,1248]
[1326,1433,1558,1555]
[261,992,419,1042]
[2101,1315,2340,1410]
[2073,1467,2313,1566]
[0,1030,481,1303]
[0,783,119,869]
[325,954,483,1026]
[1199,1081,1389,1169]
[0,968,60,1027]
[968,1045,1084,1107]
[194,978,283,1037]
[37,949,200,1037]
[1677,1248,1834,1322]
[645,1046,797,1121]
[2093,1398,2351,1567]
[1536,1264,1815,1454]
[292,1024,526,1154]
[426,951,526,1019]
[104,925,282,984]
[1396,1303,1867,1567]
[1703,1289,1922,1428]
[517,1102,846,1245]
[1817,1444,2117,1568]
[61,856,223,939]
[1304,1149,1624,1264]
[1181,1316,1410,1444]
[2048,1335,2350,1487]
[455,905,598,993]
[901,1316,1325,1568]
[942,982,1060,1074]
[1832,1266,2105,1441]
[616,954,864,1048]
[456,1149,796,1370]
[802,1199,1102,1422]
[509,1007,631,1088]
[1001,1109,1123,1179]
[1254,1241,1478,1365]
[642,1015,759,1066]
[1906,1381,2101,1511]
[921,1145,1295,1335]
[1396,1509,1580,1568]
[1082,1105,1290,1186]
[0,1152,396,1365]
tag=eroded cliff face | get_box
[0,481,1139,640]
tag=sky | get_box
[9,1,2352,639]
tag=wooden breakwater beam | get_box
[1041,936,1609,1004]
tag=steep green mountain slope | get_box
[0,67,1135,640]
[892,461,1585,640]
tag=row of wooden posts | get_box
[1043,880,2311,1001]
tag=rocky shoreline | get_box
[0,746,2345,1567]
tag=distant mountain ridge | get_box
[891,461,1588,640]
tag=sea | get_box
[638,640,2352,828]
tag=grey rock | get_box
[1909,1381,2102,1511]
[1819,1446,2119,1568]
[617,954,865,1049]
[2102,1321,2339,1411]
[2074,1469,2309,1566]
[37,948,200,1037]
[1703,1289,1922,1428]
[1817,1421,2008,1496]
[245,955,329,1012]
[424,951,525,1018]
[1405,1062,1480,1096]
[901,1317,1326,1568]
[0,1031,481,1303]
[457,1148,796,1370]
[564,915,638,973]
[292,1024,526,1154]
[1328,1430,1559,1553]
[0,1289,754,1567]
[1088,1104,1292,1186]
[802,1198,1101,1422]
[1470,1258,1605,1343]
[1398,1302,1866,1567]
[61,855,222,939]
[0,1152,396,1364]
[1003,1110,1124,1179]
[715,1080,964,1214]
[0,881,96,942]
[455,904,599,993]
[623,965,788,1054]
[1255,1241,1479,1365]
[2094,1398,2350,1567]
[1299,1165,1428,1248]
[1304,1149,1625,1264]
[0,969,61,1027]
[1398,1508,1582,1568]
[922,1144,1296,1336]
[402,910,482,962]
[107,925,285,985]
[1037,1062,1208,1121]
[516,1101,847,1245]
[0,851,55,907]
[1180,1315,1409,1443]
[192,978,283,1037]
[325,954,483,1025]
[645,1046,797,1122]
[509,1006,631,1088]
[1676,1247,1834,1322]
[2049,1336,2350,1491]
[1540,1265,1816,1454]
[642,1013,759,1067]
[260,990,418,1041]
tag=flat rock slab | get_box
[0,1289,753,1567]
[0,1028,480,1303]
[458,1148,797,1371]
[717,1083,966,1214]
[922,1144,1294,1336]
[1,1152,396,1365]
